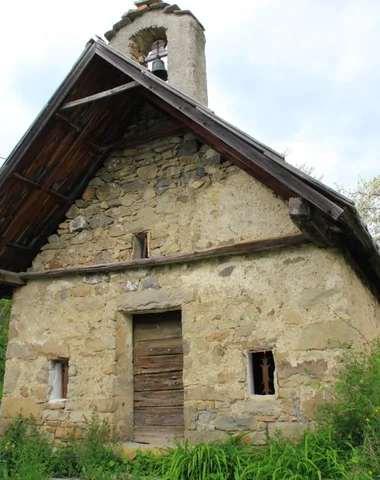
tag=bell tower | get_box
[105,0,208,106]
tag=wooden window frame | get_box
[61,360,69,399]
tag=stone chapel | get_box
[0,0,380,446]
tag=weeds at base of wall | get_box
[0,422,377,480]
[0,425,371,480]
[2,340,380,479]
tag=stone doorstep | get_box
[122,441,169,460]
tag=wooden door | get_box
[133,311,184,445]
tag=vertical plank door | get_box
[133,311,184,445]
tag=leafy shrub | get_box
[74,415,125,479]
[50,441,81,478]
[0,415,53,479]
[122,450,167,479]
[354,425,380,479]
[0,415,125,480]
[318,339,380,446]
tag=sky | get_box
[0,0,379,188]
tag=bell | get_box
[151,58,168,81]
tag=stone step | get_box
[122,441,168,460]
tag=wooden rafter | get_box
[27,96,144,254]
[0,114,102,251]
[13,173,70,202]
[289,198,334,248]
[0,269,24,286]
[60,81,140,110]
[6,243,32,252]
[0,42,97,191]
[55,112,83,133]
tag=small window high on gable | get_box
[134,232,150,259]
[248,351,275,396]
[49,359,69,401]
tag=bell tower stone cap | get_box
[134,0,161,6]
[104,1,204,41]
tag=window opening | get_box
[248,351,275,395]
[49,359,69,401]
[134,231,150,259]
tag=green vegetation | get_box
[157,431,355,480]
[0,419,368,480]
[1,329,380,478]
[0,299,11,400]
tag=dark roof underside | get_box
[0,40,379,299]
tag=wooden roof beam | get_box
[55,112,83,133]
[13,173,70,202]
[0,113,103,251]
[0,269,24,286]
[27,96,144,255]
[0,42,97,192]
[22,234,309,280]
[289,198,334,248]
[6,243,32,252]
[60,81,140,110]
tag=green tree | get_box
[337,176,380,247]
[294,162,324,182]
[295,162,380,247]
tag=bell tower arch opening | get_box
[129,28,168,81]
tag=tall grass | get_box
[152,430,355,480]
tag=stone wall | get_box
[2,103,380,443]
[31,103,299,273]
[3,246,379,442]
[343,262,380,344]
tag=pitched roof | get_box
[0,39,379,298]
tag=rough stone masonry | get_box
[2,103,380,444]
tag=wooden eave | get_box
[0,39,379,299]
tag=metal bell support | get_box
[152,57,168,81]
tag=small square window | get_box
[134,231,150,259]
[49,359,69,401]
[248,351,275,396]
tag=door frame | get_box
[132,310,184,444]
[115,304,184,443]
